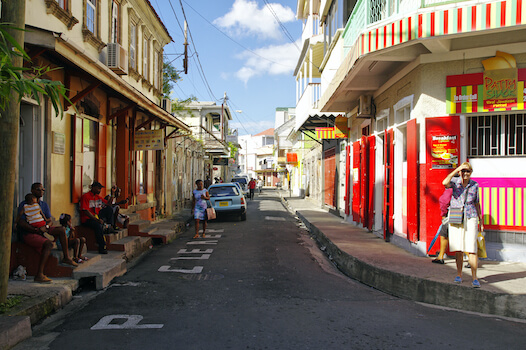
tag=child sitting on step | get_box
[59,214,88,264]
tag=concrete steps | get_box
[72,257,126,290]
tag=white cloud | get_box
[213,0,295,40]
[233,40,301,84]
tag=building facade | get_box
[19,0,194,224]
[297,0,526,261]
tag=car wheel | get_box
[240,212,247,221]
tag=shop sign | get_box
[446,52,525,114]
[134,129,164,151]
[483,68,518,109]
[315,116,349,139]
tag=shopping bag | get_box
[448,206,464,224]
[206,207,216,220]
[477,231,487,258]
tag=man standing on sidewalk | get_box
[248,178,256,200]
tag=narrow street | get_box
[16,191,526,349]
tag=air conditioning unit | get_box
[161,98,172,112]
[107,43,128,75]
[357,95,373,118]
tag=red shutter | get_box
[406,119,419,242]
[367,135,376,231]
[71,115,83,203]
[352,141,361,222]
[360,136,368,225]
[97,123,107,193]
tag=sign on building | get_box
[134,129,164,151]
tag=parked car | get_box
[232,181,244,196]
[231,176,249,195]
[208,183,247,221]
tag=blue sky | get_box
[150,0,301,135]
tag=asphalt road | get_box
[16,190,526,349]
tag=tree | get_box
[162,58,181,98]
[0,2,69,303]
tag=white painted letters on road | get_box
[171,254,210,260]
[178,248,214,254]
[158,266,204,273]
[91,315,163,330]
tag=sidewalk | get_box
[0,209,192,349]
[278,190,526,320]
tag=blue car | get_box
[208,183,247,221]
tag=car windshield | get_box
[209,186,239,197]
[231,178,247,185]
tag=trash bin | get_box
[299,188,305,199]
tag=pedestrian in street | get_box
[248,178,256,200]
[204,176,212,189]
[257,178,263,194]
[192,179,210,239]
[431,187,453,264]
[442,162,483,288]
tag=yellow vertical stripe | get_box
[506,0,512,27]
[499,188,506,225]
[518,81,524,110]
[491,187,498,225]
[466,85,472,113]
[450,87,456,114]
[483,187,490,225]
[516,188,522,227]
[491,2,497,29]
[507,188,514,226]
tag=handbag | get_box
[206,207,216,220]
[449,188,468,225]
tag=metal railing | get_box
[296,82,321,111]
[302,14,321,42]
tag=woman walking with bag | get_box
[442,162,484,288]
[192,179,210,239]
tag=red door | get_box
[352,141,361,222]
[360,136,368,225]
[383,129,394,240]
[324,148,336,207]
[406,119,419,242]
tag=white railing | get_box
[302,14,321,42]
[297,83,321,111]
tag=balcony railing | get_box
[297,83,321,110]
[302,14,321,42]
[344,0,472,51]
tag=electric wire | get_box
[263,0,300,50]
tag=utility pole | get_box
[183,21,188,74]
[0,0,26,303]
[221,91,227,141]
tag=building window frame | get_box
[143,35,149,81]
[109,0,121,44]
[44,0,78,29]
[467,113,526,157]
[128,8,140,80]
[82,0,105,52]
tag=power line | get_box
[263,0,300,50]
[177,0,217,101]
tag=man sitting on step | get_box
[79,181,115,254]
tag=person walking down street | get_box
[431,188,453,264]
[442,162,483,288]
[257,178,263,194]
[192,179,210,239]
[248,178,256,200]
[204,177,212,189]
[16,183,78,283]
[79,182,115,254]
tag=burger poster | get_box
[482,51,518,109]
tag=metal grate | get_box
[468,114,526,157]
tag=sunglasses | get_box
[461,170,472,174]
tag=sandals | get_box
[193,234,200,239]
[34,275,52,283]
[62,258,78,267]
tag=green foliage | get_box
[0,295,22,314]
[228,142,238,159]
[162,58,180,98]
[0,24,69,118]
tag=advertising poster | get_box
[429,134,458,169]
[483,68,518,109]
[134,129,164,151]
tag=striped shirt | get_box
[24,203,46,226]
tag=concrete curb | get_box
[281,195,526,320]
